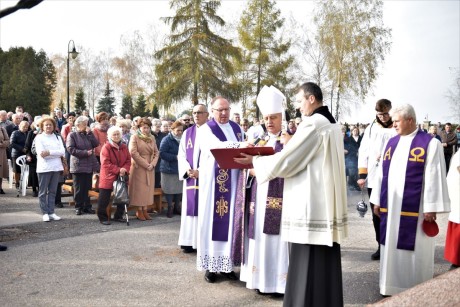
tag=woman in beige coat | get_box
[129,117,159,221]
[0,126,10,194]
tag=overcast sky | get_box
[0,0,459,124]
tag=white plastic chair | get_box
[15,155,29,197]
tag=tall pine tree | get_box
[120,93,134,117]
[96,81,116,116]
[133,93,149,117]
[74,87,86,114]
[237,0,293,119]
[154,0,241,108]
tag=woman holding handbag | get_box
[97,126,131,225]
[129,117,159,221]
[34,117,66,222]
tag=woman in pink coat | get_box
[128,117,159,221]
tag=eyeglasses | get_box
[193,111,207,115]
[183,119,190,122]
[376,112,390,117]
[212,108,231,113]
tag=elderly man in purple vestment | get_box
[235,82,348,307]
[196,97,245,283]
[177,104,209,254]
[370,103,450,296]
[238,85,289,296]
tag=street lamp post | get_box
[67,40,79,115]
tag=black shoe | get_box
[32,190,38,197]
[204,270,217,283]
[181,246,195,254]
[0,189,5,194]
[75,208,82,215]
[83,208,96,214]
[100,221,111,225]
[220,271,238,280]
[173,208,181,215]
[371,247,380,260]
[112,217,125,222]
[55,202,64,208]
[0,245,7,251]
[449,264,459,271]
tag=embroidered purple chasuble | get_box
[207,119,242,242]
[380,130,432,251]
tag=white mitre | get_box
[256,85,285,116]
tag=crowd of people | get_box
[0,87,459,306]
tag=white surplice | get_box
[240,134,289,294]
[177,125,200,249]
[370,129,451,296]
[196,121,243,273]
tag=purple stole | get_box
[248,139,284,239]
[380,130,432,251]
[185,125,199,216]
[207,119,242,241]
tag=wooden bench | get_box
[61,180,165,215]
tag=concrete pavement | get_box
[0,183,455,306]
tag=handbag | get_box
[113,175,129,205]
[61,156,69,176]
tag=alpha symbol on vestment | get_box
[186,138,193,149]
[384,147,392,161]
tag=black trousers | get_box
[368,188,380,245]
[72,173,92,209]
[284,243,343,307]
[55,182,63,204]
[444,153,452,173]
[97,188,124,221]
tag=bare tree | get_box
[314,0,392,120]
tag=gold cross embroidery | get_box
[215,196,228,218]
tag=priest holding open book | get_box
[235,82,348,307]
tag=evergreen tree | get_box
[151,104,160,118]
[96,81,116,116]
[154,0,241,109]
[74,87,87,114]
[237,0,293,119]
[0,47,56,116]
[133,93,149,117]
[58,100,65,113]
[120,93,134,118]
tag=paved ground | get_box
[0,182,453,307]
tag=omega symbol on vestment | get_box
[409,147,425,162]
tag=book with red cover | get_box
[210,147,275,169]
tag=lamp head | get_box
[70,47,79,59]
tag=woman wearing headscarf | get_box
[128,117,159,221]
[97,126,131,225]
[67,116,100,215]
[92,112,110,164]
[160,120,184,218]
[34,117,66,222]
